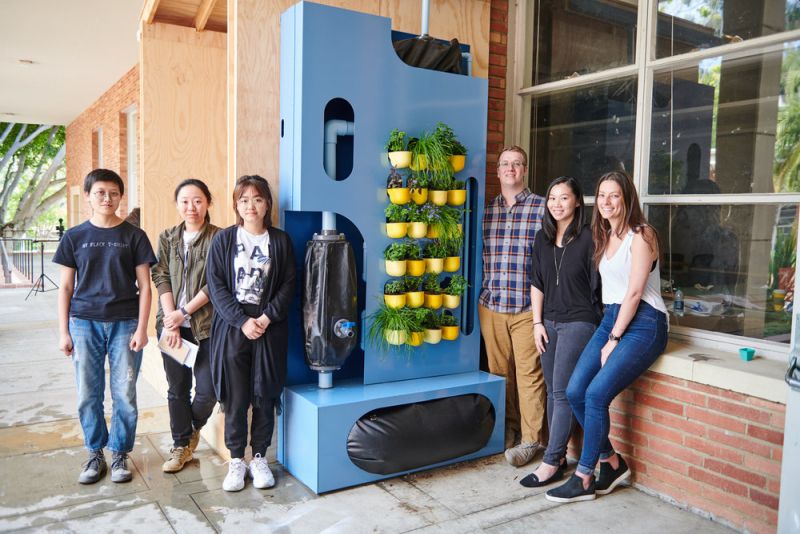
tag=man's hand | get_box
[241,318,265,340]
[130,328,149,352]
[59,332,74,357]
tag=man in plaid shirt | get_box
[479,146,546,467]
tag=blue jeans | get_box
[71,318,143,453]
[566,301,668,476]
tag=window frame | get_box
[509,1,800,360]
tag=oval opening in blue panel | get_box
[323,98,354,181]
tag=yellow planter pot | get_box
[410,154,428,171]
[424,328,442,344]
[450,154,466,173]
[426,225,440,239]
[407,222,428,239]
[387,187,410,205]
[441,325,459,340]
[410,188,428,205]
[385,330,407,346]
[424,293,443,309]
[406,259,426,277]
[443,256,461,272]
[384,293,406,309]
[386,222,407,238]
[406,291,424,308]
[388,151,412,169]
[407,331,424,346]
[425,258,444,274]
[429,189,448,206]
[443,294,461,309]
[447,189,466,206]
[457,223,463,234]
[385,259,407,276]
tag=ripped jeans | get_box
[70,318,143,453]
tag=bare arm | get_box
[58,267,75,356]
[130,264,153,351]
[531,286,549,354]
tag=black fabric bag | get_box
[393,36,463,75]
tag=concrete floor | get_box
[0,286,735,533]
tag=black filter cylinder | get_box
[303,235,358,371]
[347,394,496,475]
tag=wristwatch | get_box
[179,306,191,320]
[608,332,621,342]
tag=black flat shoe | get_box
[596,455,631,495]
[545,474,596,503]
[519,461,566,488]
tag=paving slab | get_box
[27,502,173,533]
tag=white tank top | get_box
[599,230,667,314]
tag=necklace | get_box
[553,239,569,286]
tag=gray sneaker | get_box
[78,450,107,484]
[111,452,132,483]
[505,441,539,467]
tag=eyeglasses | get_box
[91,190,121,199]
[498,161,526,169]
[237,197,266,207]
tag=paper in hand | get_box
[158,330,199,368]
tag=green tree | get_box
[774,47,800,193]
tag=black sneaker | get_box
[111,452,132,483]
[78,450,107,484]
[596,455,630,495]
[545,474,596,503]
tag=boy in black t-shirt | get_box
[53,169,157,485]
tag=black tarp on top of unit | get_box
[393,36,463,75]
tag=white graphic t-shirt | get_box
[177,230,199,327]
[234,227,271,304]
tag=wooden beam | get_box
[195,0,218,32]
[140,0,161,24]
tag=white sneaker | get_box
[249,453,275,489]
[222,458,247,492]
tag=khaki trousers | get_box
[479,304,546,444]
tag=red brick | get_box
[707,427,771,458]
[490,21,508,34]
[650,382,707,407]
[645,463,704,495]
[744,454,783,479]
[743,518,777,534]
[609,424,649,446]
[690,466,748,497]
[772,447,782,462]
[488,77,506,89]
[768,478,781,494]
[489,32,506,45]
[488,65,506,78]
[700,486,772,521]
[609,411,630,426]
[685,435,744,465]
[707,398,772,425]
[487,131,504,143]
[746,396,785,412]
[770,410,785,430]
[686,406,746,433]
[648,437,704,465]
[627,456,648,475]
[704,458,766,488]
[631,418,684,445]
[489,42,507,56]
[747,424,784,445]
[646,371,687,387]
[689,382,746,402]
[716,388,749,402]
[488,88,506,100]
[638,447,688,475]
[631,376,654,391]
[651,411,705,437]
[749,488,780,510]
[635,391,685,416]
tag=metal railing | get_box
[0,237,36,283]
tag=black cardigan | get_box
[206,224,296,407]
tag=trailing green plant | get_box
[411,132,452,189]
[433,122,467,157]
[403,306,430,332]
[367,303,415,350]
[423,273,442,294]
[430,205,463,245]
[442,237,463,257]
[444,274,468,296]
[384,279,406,295]
[770,225,797,289]
[405,240,423,260]
[450,140,467,156]
[385,128,408,152]
[384,243,408,261]
[439,312,458,327]
[422,309,440,329]
[402,275,423,292]
[385,204,409,223]
[424,240,448,259]
[386,166,404,189]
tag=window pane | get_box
[649,42,800,194]
[657,0,800,58]
[531,0,638,85]
[529,77,637,196]
[649,203,797,344]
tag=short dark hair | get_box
[175,178,213,223]
[233,175,273,228]
[84,168,124,196]
[541,176,586,245]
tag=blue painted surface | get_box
[278,1,500,493]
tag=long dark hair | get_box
[541,176,585,246]
[174,178,213,223]
[233,175,273,228]
[591,170,657,267]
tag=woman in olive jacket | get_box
[206,175,296,492]
[151,178,220,473]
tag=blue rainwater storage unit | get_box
[277,1,504,493]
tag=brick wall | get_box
[610,371,784,534]
[65,65,139,226]
[485,0,508,204]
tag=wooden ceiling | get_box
[141,0,228,32]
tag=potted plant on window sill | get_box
[386,128,411,169]
[443,274,467,309]
[386,167,410,205]
[385,242,408,276]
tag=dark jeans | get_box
[540,320,596,466]
[222,324,276,459]
[161,327,216,447]
[567,301,668,476]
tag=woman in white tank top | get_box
[546,171,668,504]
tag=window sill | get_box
[651,340,789,404]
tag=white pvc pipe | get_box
[421,0,430,36]
[323,119,355,180]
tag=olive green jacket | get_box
[151,221,220,340]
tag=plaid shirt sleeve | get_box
[479,188,544,313]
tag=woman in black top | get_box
[520,176,600,488]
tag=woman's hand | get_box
[241,318,266,340]
[255,314,271,330]
[164,328,182,349]
[600,340,618,367]
[533,323,549,354]
[163,309,185,330]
